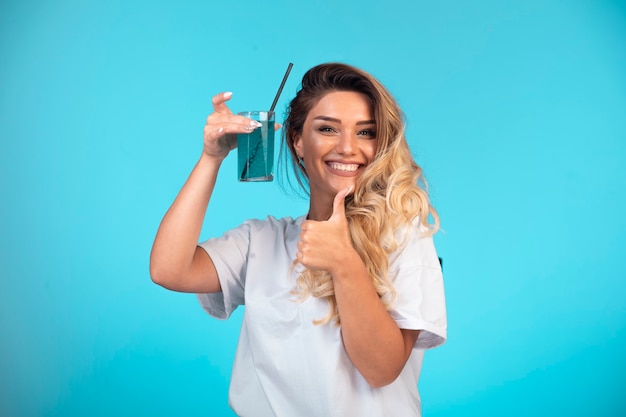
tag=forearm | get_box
[150,154,222,286]
[332,253,414,388]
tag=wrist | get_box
[198,152,226,168]
[330,248,364,280]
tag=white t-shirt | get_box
[197,215,446,417]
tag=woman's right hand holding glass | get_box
[202,92,262,161]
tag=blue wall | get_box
[1,1,625,416]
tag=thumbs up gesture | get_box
[297,187,357,274]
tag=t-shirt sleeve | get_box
[195,222,250,320]
[388,226,447,350]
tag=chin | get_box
[331,180,357,194]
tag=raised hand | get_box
[296,187,357,274]
[203,92,263,160]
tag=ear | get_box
[292,132,304,157]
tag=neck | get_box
[307,194,333,221]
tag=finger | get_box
[204,126,225,140]
[330,186,353,221]
[225,118,263,133]
[225,132,238,150]
[275,122,282,131]
[211,91,234,114]
[206,114,263,134]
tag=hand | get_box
[202,92,265,160]
[297,187,357,274]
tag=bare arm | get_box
[297,188,419,387]
[332,253,419,388]
[149,154,222,293]
[149,92,262,293]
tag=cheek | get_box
[303,134,326,157]
[365,142,378,162]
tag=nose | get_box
[335,131,357,155]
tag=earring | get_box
[297,155,304,166]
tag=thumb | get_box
[330,186,353,221]
[212,91,234,115]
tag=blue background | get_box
[1,0,625,416]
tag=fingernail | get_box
[250,120,262,128]
[223,92,233,99]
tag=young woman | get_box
[150,63,447,417]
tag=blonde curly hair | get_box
[280,63,439,325]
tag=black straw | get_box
[269,63,293,113]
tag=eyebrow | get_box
[313,116,376,125]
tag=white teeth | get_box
[328,162,359,172]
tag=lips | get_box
[327,161,360,172]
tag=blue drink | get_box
[237,111,275,182]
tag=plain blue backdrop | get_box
[1,0,625,416]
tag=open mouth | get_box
[327,162,361,172]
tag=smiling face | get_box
[293,90,378,219]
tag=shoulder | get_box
[243,215,306,235]
[243,214,305,228]
[389,219,440,270]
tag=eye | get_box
[318,126,336,133]
[358,129,376,138]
